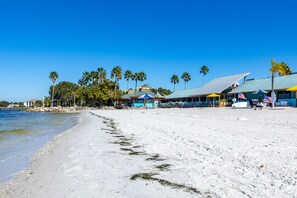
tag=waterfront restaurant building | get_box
[121,86,166,108]
[162,72,250,107]
[229,73,297,107]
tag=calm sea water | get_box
[0,110,79,183]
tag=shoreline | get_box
[0,111,80,184]
[0,112,84,195]
[0,112,81,185]
[1,108,296,197]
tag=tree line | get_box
[48,66,153,107]
[46,60,292,108]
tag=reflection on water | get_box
[0,110,79,183]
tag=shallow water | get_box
[0,110,78,183]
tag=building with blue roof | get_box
[229,73,297,106]
[163,72,250,107]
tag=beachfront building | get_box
[121,85,166,108]
[23,99,40,107]
[162,73,250,107]
[229,73,297,107]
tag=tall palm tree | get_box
[133,72,147,91]
[111,66,122,91]
[97,67,107,83]
[133,73,139,91]
[181,72,191,90]
[269,59,287,108]
[200,65,209,85]
[90,71,99,86]
[49,71,59,108]
[280,62,292,75]
[78,71,90,86]
[138,72,147,85]
[124,70,133,89]
[170,74,179,92]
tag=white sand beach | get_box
[1,108,297,197]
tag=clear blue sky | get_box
[1,0,297,101]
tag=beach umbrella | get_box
[253,89,267,95]
[287,85,297,91]
[139,93,153,99]
[206,93,220,107]
[206,93,220,97]
[139,93,153,107]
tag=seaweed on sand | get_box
[120,148,146,155]
[130,172,202,194]
[155,164,171,171]
[114,135,125,138]
[113,140,132,146]
[146,154,166,161]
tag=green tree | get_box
[170,74,179,92]
[90,71,99,86]
[132,73,139,91]
[138,72,147,86]
[97,67,107,83]
[0,101,9,107]
[49,71,59,108]
[269,59,287,108]
[133,72,147,91]
[49,81,79,107]
[280,62,292,75]
[181,72,191,90]
[75,78,121,107]
[111,66,122,91]
[200,65,209,85]
[34,100,43,107]
[124,70,133,89]
[78,72,90,86]
[157,87,172,95]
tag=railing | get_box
[159,101,214,108]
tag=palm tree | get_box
[111,66,122,91]
[138,72,147,85]
[90,71,99,86]
[133,72,147,91]
[49,71,59,108]
[124,70,133,89]
[170,74,179,92]
[181,72,191,90]
[269,59,287,108]
[133,73,140,91]
[200,65,209,85]
[280,62,292,75]
[97,67,107,83]
[78,71,90,86]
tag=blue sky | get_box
[0,0,297,101]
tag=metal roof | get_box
[165,72,250,99]
[121,91,157,100]
[190,72,250,96]
[165,88,200,99]
[122,94,133,99]
[229,73,297,93]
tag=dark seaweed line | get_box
[89,112,213,197]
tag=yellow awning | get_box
[287,85,297,91]
[207,93,220,97]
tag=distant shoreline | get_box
[0,107,27,111]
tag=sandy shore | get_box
[1,108,297,197]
